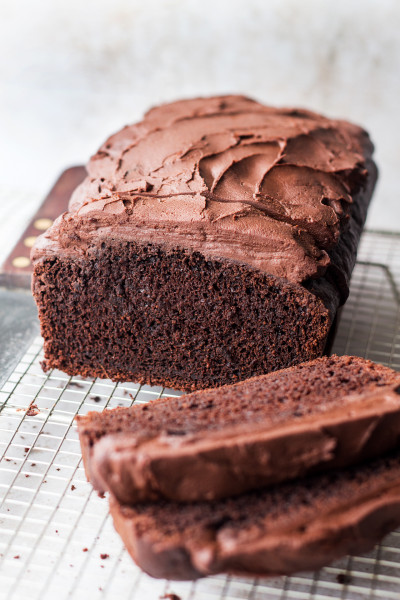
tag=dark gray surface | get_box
[0,287,39,389]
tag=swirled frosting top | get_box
[36,95,374,283]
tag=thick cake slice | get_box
[109,450,400,580]
[32,95,376,391]
[76,355,400,503]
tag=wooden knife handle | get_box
[0,166,86,289]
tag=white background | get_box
[0,0,399,263]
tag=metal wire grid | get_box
[0,230,399,600]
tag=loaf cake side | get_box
[109,450,400,580]
[32,96,377,390]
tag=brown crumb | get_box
[25,474,30,478]
[56,468,60,471]
[337,573,352,585]
[24,447,29,453]
[68,381,84,389]
[13,555,20,559]
[82,548,88,552]
[26,401,40,416]
[71,484,76,491]
[100,553,109,560]
[55,530,59,534]
[160,594,181,600]
[128,393,135,401]
[31,463,36,467]
[92,396,101,403]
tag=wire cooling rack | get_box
[0,230,400,600]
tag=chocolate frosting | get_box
[109,450,400,580]
[32,95,373,284]
[81,383,400,504]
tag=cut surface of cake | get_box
[77,355,400,503]
[32,95,377,390]
[109,450,400,580]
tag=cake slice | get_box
[32,95,376,391]
[109,450,400,580]
[77,355,400,503]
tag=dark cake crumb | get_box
[24,447,29,453]
[100,553,109,560]
[34,242,333,391]
[337,573,352,585]
[13,555,20,559]
[26,401,39,416]
[71,485,76,491]
[160,594,181,600]
[92,396,101,403]
[82,548,88,552]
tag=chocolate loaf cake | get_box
[77,355,400,503]
[109,450,400,580]
[32,96,377,390]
